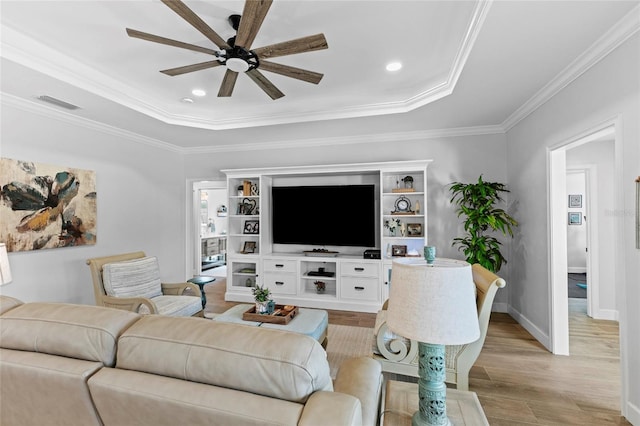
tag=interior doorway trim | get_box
[189,180,227,278]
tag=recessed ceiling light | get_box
[181,97,194,103]
[192,89,206,97]
[386,62,402,72]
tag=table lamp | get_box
[387,258,479,426]
[0,243,12,285]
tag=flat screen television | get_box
[272,185,376,248]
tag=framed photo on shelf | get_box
[407,223,422,236]
[568,212,582,225]
[392,245,407,257]
[568,194,582,208]
[241,241,257,254]
[243,220,259,234]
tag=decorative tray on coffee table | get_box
[242,304,299,324]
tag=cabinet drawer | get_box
[263,272,297,295]
[341,262,380,277]
[263,259,297,273]
[340,277,379,301]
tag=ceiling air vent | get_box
[37,95,80,110]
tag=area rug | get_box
[325,324,374,379]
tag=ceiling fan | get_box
[126,0,328,100]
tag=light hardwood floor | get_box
[203,280,629,425]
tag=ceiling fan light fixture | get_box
[386,62,402,72]
[226,57,250,73]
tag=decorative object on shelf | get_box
[237,185,244,197]
[245,277,254,287]
[407,223,422,236]
[241,241,257,254]
[252,284,272,314]
[393,195,412,214]
[402,176,414,189]
[449,175,518,272]
[0,243,12,285]
[250,183,259,196]
[392,245,407,257]
[387,259,480,426]
[207,218,216,233]
[385,218,401,236]
[424,246,436,264]
[400,223,407,237]
[243,220,259,234]
[217,205,228,217]
[568,194,582,208]
[314,280,326,293]
[415,200,421,214]
[243,181,252,196]
[568,212,582,225]
[239,198,257,215]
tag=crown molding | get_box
[502,4,640,131]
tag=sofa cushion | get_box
[102,256,162,299]
[0,295,23,315]
[138,295,202,316]
[116,315,333,403]
[0,302,140,366]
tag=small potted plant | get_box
[314,280,326,294]
[252,284,272,314]
[385,218,401,236]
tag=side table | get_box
[187,276,216,309]
[382,380,489,426]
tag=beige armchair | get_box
[372,263,506,391]
[86,251,203,317]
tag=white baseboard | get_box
[507,306,552,352]
[594,308,618,321]
[625,401,640,426]
[567,267,587,273]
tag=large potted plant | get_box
[449,175,518,272]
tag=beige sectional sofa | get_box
[0,296,382,426]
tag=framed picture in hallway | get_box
[568,194,582,208]
[568,212,582,225]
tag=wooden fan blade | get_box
[218,70,239,97]
[126,28,219,55]
[253,33,328,59]
[235,0,272,50]
[260,60,323,84]
[246,69,284,100]
[161,0,230,49]
[161,60,222,76]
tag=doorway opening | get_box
[548,121,617,355]
[192,181,228,278]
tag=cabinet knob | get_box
[354,286,365,291]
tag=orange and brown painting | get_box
[0,158,96,252]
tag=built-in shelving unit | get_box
[223,160,431,313]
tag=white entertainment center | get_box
[222,160,431,313]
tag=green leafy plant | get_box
[252,284,271,302]
[449,175,518,272]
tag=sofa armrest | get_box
[333,357,383,426]
[99,295,158,314]
[161,282,201,297]
[298,391,362,426]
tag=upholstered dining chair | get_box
[372,263,506,391]
[86,251,203,317]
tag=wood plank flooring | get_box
[203,280,629,425]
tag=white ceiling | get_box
[1,1,638,150]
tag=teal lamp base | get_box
[412,342,451,426]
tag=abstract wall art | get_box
[0,158,97,252]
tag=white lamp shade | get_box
[0,243,12,285]
[387,258,480,345]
